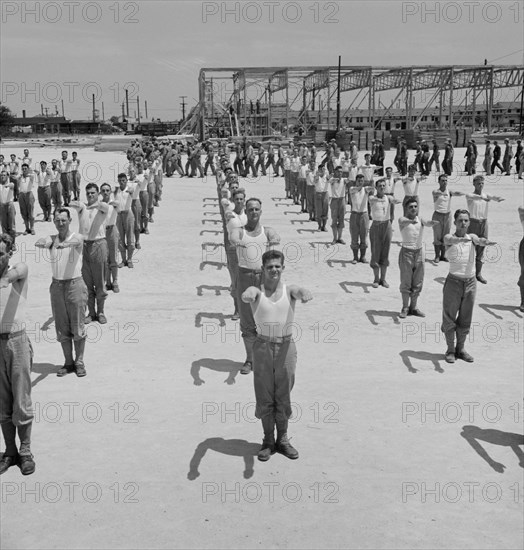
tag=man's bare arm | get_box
[288,285,313,303]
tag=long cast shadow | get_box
[339,281,374,294]
[195,312,230,328]
[188,438,260,480]
[366,310,401,326]
[32,362,58,387]
[199,261,226,270]
[196,285,230,296]
[399,350,445,373]
[460,425,524,473]
[190,358,242,386]
[478,303,523,320]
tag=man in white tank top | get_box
[230,198,280,375]
[35,208,88,377]
[0,234,35,476]
[442,209,497,364]
[398,197,440,318]
[242,250,312,462]
[100,183,121,294]
[465,175,504,284]
[70,183,112,325]
[431,174,464,264]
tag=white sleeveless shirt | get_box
[253,285,294,338]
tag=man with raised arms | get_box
[465,175,504,284]
[229,198,280,375]
[70,184,112,324]
[0,234,35,475]
[431,174,464,264]
[442,209,497,363]
[242,250,312,462]
[397,197,440,318]
[35,208,88,377]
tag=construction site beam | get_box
[339,68,372,92]
[269,69,288,93]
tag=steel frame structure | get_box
[197,65,523,140]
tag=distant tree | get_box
[0,104,15,126]
[110,115,120,125]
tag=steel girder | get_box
[269,70,288,93]
[304,70,329,92]
[339,68,372,92]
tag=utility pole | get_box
[125,88,129,117]
[180,96,187,120]
[145,100,148,119]
[137,96,140,123]
[92,94,96,122]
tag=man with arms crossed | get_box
[229,199,280,375]
[442,209,497,363]
[0,234,35,475]
[242,250,312,462]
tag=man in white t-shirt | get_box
[35,208,88,377]
[442,209,497,363]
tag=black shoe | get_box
[75,361,87,377]
[18,454,35,475]
[455,348,474,362]
[257,438,276,462]
[0,454,19,475]
[276,435,299,459]
[57,364,75,377]
[85,314,97,324]
[240,361,252,375]
[445,351,456,364]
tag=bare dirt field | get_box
[1,145,523,550]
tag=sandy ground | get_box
[0,145,523,550]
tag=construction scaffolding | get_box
[187,65,524,141]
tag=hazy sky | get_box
[1,0,523,120]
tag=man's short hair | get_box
[246,198,262,209]
[21,163,29,169]
[100,183,111,191]
[262,249,284,266]
[473,175,484,185]
[385,166,392,171]
[85,183,99,193]
[232,189,245,199]
[355,174,365,180]
[118,173,127,180]
[0,233,14,253]
[55,208,71,220]
[454,209,470,221]
[40,161,47,166]
[404,196,418,208]
[375,178,386,187]
[438,174,448,183]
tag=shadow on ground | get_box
[190,358,243,385]
[187,438,260,480]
